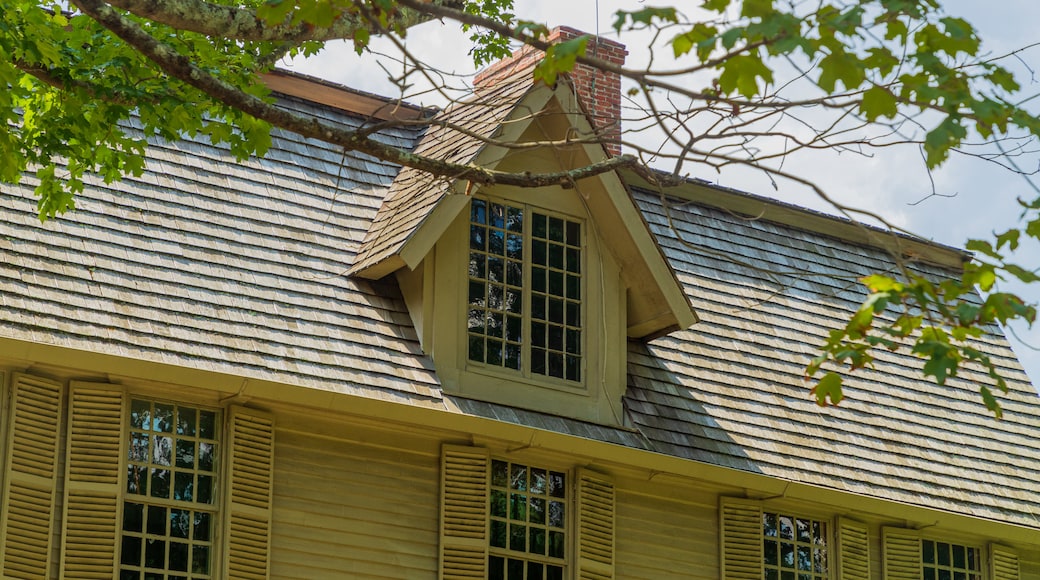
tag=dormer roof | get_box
[349,65,697,338]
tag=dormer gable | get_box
[351,30,695,338]
[349,30,697,423]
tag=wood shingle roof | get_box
[2,73,1039,530]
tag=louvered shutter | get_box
[222,406,275,580]
[439,445,489,580]
[0,373,64,580]
[59,383,126,579]
[719,498,762,580]
[990,544,1020,580]
[881,527,921,580]
[576,468,614,580]
[835,517,869,580]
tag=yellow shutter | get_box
[439,444,489,580]
[59,383,126,580]
[719,498,762,580]
[222,406,275,580]
[990,544,1020,580]
[835,517,869,580]
[881,527,921,580]
[0,373,64,580]
[576,468,614,580]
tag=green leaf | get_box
[995,228,1020,251]
[672,23,717,59]
[860,86,898,121]
[817,49,864,92]
[353,27,370,55]
[533,36,589,86]
[923,116,967,168]
[861,274,902,292]
[613,7,678,32]
[914,328,959,385]
[741,0,774,19]
[979,385,1003,419]
[296,1,338,28]
[811,372,844,406]
[257,0,295,25]
[718,54,773,98]
[1004,264,1040,284]
[965,238,1000,259]
[703,0,733,13]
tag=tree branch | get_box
[103,0,463,43]
[72,0,641,188]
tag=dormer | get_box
[350,29,697,424]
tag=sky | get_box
[283,0,1040,388]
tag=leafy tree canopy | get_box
[4,0,1040,415]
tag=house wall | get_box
[269,407,442,578]
[1,358,1037,580]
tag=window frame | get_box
[119,397,223,580]
[465,196,587,387]
[720,498,844,580]
[920,538,984,580]
[486,456,571,580]
[439,444,615,580]
[427,186,629,426]
[760,509,831,580]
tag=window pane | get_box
[510,493,527,521]
[548,217,564,242]
[508,558,524,580]
[530,497,546,525]
[491,520,508,548]
[489,555,505,580]
[510,524,526,551]
[124,502,144,532]
[548,531,565,558]
[175,440,195,469]
[131,400,150,430]
[192,546,209,574]
[472,198,487,224]
[194,513,210,542]
[492,460,509,487]
[151,468,170,499]
[198,411,215,439]
[153,404,173,433]
[144,539,165,568]
[938,542,951,566]
[121,536,141,566]
[176,408,196,437]
[565,221,580,246]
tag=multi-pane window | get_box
[922,540,982,580]
[762,512,827,580]
[467,197,583,382]
[122,400,219,580]
[488,459,567,580]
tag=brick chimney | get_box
[474,26,627,157]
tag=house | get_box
[1,26,1038,580]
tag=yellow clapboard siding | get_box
[270,418,441,580]
[275,455,438,522]
[615,488,717,580]
[274,495,438,546]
